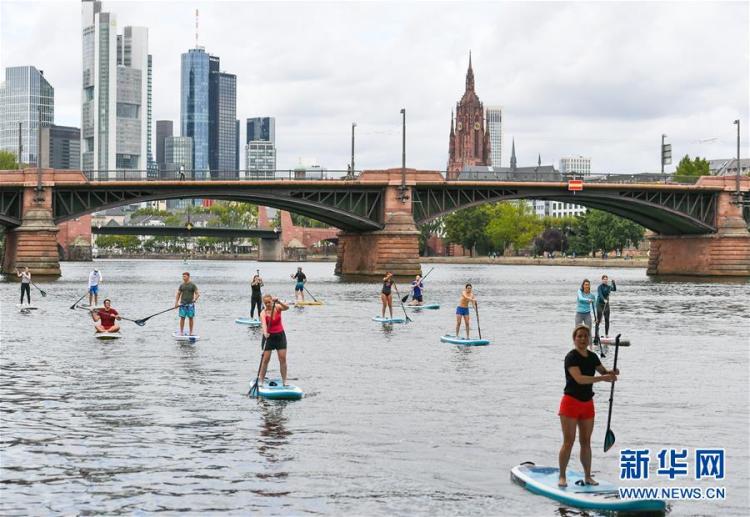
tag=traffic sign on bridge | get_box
[568,179,584,191]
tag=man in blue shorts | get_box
[455,283,477,339]
[175,272,200,336]
[88,268,103,307]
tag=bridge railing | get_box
[82,169,358,181]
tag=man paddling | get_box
[175,272,200,336]
[91,299,122,333]
[291,267,306,302]
[455,284,477,339]
[595,275,616,338]
[88,268,103,307]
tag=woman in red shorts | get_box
[558,324,618,487]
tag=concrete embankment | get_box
[421,256,648,268]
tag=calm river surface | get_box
[1,260,748,516]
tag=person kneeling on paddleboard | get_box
[258,295,291,387]
[455,284,477,339]
[91,299,122,333]
[558,324,618,488]
[408,274,425,306]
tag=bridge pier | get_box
[648,177,750,276]
[258,237,283,261]
[335,170,422,278]
[1,170,61,276]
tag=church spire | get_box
[538,153,541,166]
[465,51,475,92]
[450,110,455,136]
[510,139,517,170]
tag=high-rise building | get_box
[245,140,276,179]
[486,106,502,167]
[447,54,491,179]
[164,136,193,172]
[0,66,54,165]
[246,117,275,144]
[209,69,237,175]
[559,156,591,177]
[181,48,210,177]
[235,119,240,170]
[155,120,173,170]
[81,0,151,176]
[41,125,81,169]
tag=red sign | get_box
[568,180,584,191]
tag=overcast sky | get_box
[1,0,748,173]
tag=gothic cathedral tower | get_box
[447,53,491,179]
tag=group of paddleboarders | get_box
[560,273,619,487]
[575,275,616,341]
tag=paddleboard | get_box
[511,462,665,513]
[440,334,490,346]
[294,300,324,306]
[372,316,406,324]
[406,303,440,310]
[598,336,631,346]
[16,304,38,310]
[257,378,304,400]
[235,317,261,327]
[95,332,122,340]
[173,332,200,343]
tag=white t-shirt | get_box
[20,272,31,284]
[88,271,102,287]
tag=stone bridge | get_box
[1,168,748,277]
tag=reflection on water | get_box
[1,260,748,515]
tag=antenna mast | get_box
[195,9,199,48]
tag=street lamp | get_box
[399,108,408,202]
[350,122,356,178]
[733,119,740,201]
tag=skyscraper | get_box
[235,119,240,170]
[486,106,502,167]
[246,117,275,144]
[209,68,237,175]
[181,48,210,177]
[245,141,276,179]
[81,0,151,176]
[155,120,173,170]
[0,66,54,165]
[41,125,81,169]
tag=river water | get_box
[1,260,748,516]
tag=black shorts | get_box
[413,294,423,302]
[264,331,287,351]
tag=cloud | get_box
[1,0,747,173]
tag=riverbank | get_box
[92,253,338,262]
[421,255,648,268]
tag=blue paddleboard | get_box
[372,316,406,324]
[440,334,490,346]
[511,463,666,513]
[406,303,440,310]
[235,317,261,327]
[257,378,304,400]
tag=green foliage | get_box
[485,202,544,255]
[290,213,329,228]
[674,154,710,180]
[0,150,19,169]
[95,234,140,251]
[131,207,170,217]
[418,218,443,255]
[442,206,490,256]
[566,209,645,256]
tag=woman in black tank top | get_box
[380,272,394,318]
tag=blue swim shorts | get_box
[89,285,99,295]
[179,303,196,318]
[295,282,305,292]
[455,306,469,316]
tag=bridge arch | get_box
[411,185,718,235]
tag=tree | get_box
[0,150,19,170]
[131,207,170,217]
[674,154,709,181]
[417,218,443,256]
[566,209,645,257]
[95,234,140,251]
[484,202,543,255]
[442,206,490,256]
[533,228,568,256]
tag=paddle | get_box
[603,333,622,453]
[401,267,435,303]
[30,282,47,297]
[70,292,88,310]
[392,283,412,322]
[249,300,275,397]
[592,302,604,357]
[132,305,183,327]
[75,305,139,323]
[303,285,319,303]
[474,300,482,339]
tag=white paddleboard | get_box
[440,334,490,346]
[95,332,122,340]
[406,303,440,310]
[256,378,304,400]
[173,332,200,343]
[16,304,38,310]
[511,462,665,512]
[372,316,406,324]
[235,317,261,327]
